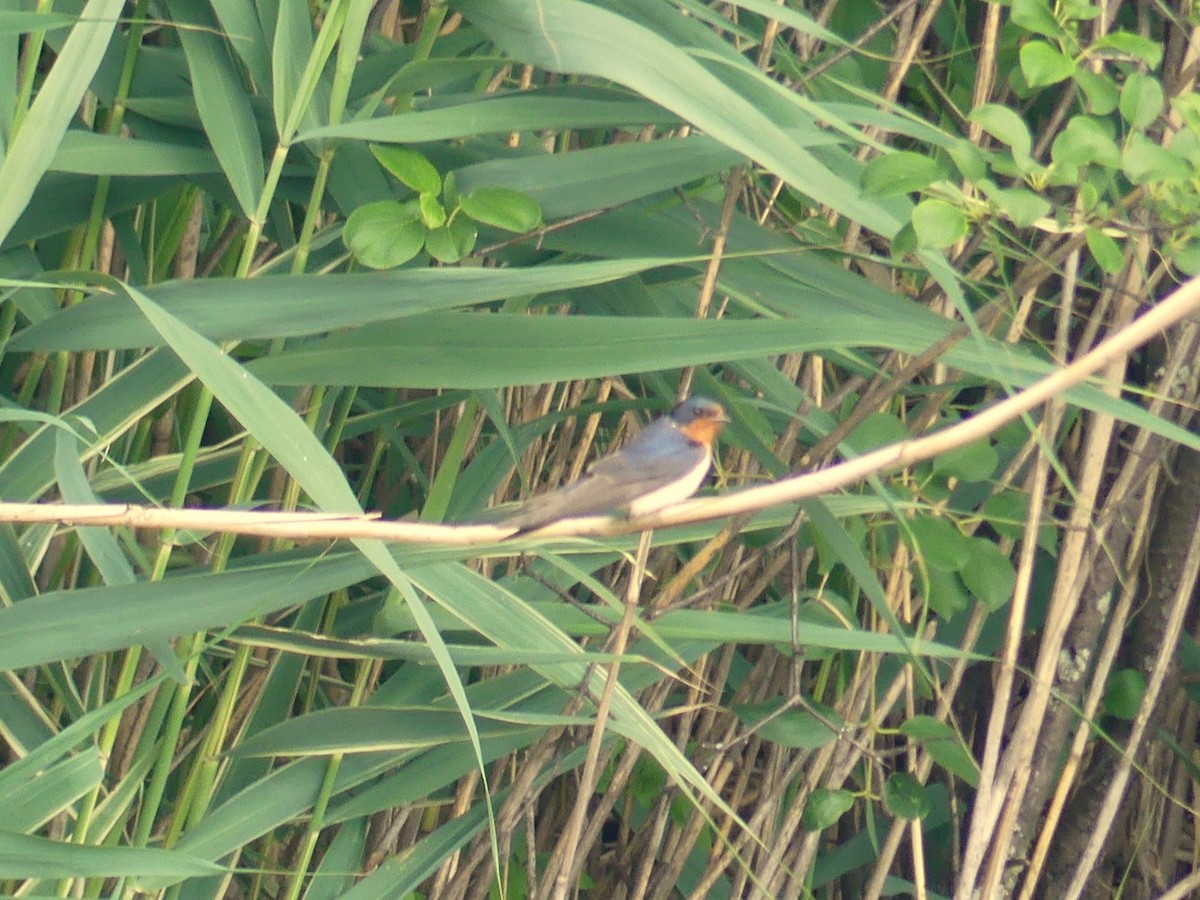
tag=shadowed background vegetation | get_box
[2,0,1200,897]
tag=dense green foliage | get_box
[2,0,1200,897]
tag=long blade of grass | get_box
[0,0,125,246]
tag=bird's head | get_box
[671,396,730,447]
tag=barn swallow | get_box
[501,396,729,532]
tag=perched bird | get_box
[501,396,729,533]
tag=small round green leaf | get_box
[911,199,968,249]
[343,200,426,270]
[923,567,971,620]
[1085,227,1124,274]
[981,491,1028,541]
[960,538,1016,610]
[988,187,1051,229]
[370,144,442,195]
[890,222,918,259]
[443,169,461,209]
[861,151,942,198]
[1122,132,1189,184]
[906,516,971,573]
[1072,68,1119,115]
[735,702,839,750]
[1010,0,1066,40]
[1051,116,1120,168]
[425,216,478,263]
[1020,40,1075,88]
[1104,668,1146,720]
[969,104,1033,161]
[1168,239,1200,275]
[1120,73,1164,130]
[1171,94,1200,138]
[802,788,855,832]
[459,187,543,233]
[900,716,980,786]
[933,440,998,482]
[418,192,446,229]
[846,412,911,452]
[884,772,932,820]
[1094,31,1163,69]
[947,138,988,181]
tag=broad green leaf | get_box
[924,567,971,620]
[459,187,543,232]
[49,131,223,176]
[299,91,682,143]
[1104,668,1146,720]
[228,707,531,757]
[1122,132,1189,184]
[1168,239,1200,276]
[418,192,447,229]
[271,0,320,137]
[209,0,270,90]
[116,285,491,893]
[1010,0,1066,39]
[900,716,980,786]
[165,0,264,216]
[946,138,988,181]
[802,788,854,831]
[1019,40,1075,88]
[305,816,369,900]
[371,144,442,195]
[0,551,374,671]
[0,10,78,34]
[343,200,426,269]
[1119,73,1164,130]
[884,772,932,820]
[246,311,901,388]
[1051,115,1120,168]
[0,830,223,878]
[234,307,1200,459]
[981,490,1030,541]
[968,104,1033,163]
[453,135,741,219]
[4,751,102,833]
[10,258,686,350]
[1072,67,1119,115]
[0,0,126,247]
[845,412,912,452]
[1172,94,1200,137]
[960,538,1016,610]
[424,217,477,263]
[860,151,941,198]
[0,350,192,502]
[1093,31,1163,69]
[455,0,901,234]
[932,440,998,482]
[906,517,971,573]
[911,198,968,248]
[1085,227,1125,274]
[735,702,840,750]
[986,186,1051,228]
[336,803,490,899]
